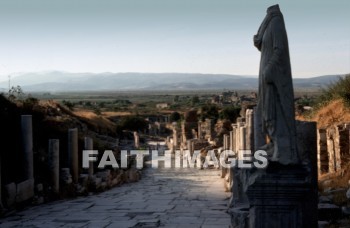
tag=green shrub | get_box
[319,74,350,106]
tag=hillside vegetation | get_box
[299,74,350,128]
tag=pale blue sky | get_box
[0,0,349,81]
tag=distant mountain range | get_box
[0,71,346,92]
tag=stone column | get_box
[231,124,237,152]
[238,127,246,160]
[187,140,193,155]
[223,134,229,150]
[245,109,254,151]
[48,139,59,193]
[84,137,94,178]
[173,129,178,149]
[198,121,202,139]
[236,121,244,155]
[327,126,341,173]
[21,115,34,180]
[68,128,79,183]
[229,130,235,152]
[206,118,214,140]
[133,131,140,149]
[317,129,328,175]
[253,106,265,151]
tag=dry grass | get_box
[299,99,350,128]
[102,111,132,117]
[74,110,116,132]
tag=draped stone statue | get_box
[253,4,299,165]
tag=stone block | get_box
[5,182,16,207]
[16,179,34,203]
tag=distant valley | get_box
[0,71,346,92]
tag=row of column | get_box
[223,109,254,156]
[54,130,95,193]
[16,115,95,198]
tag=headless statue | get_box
[254,4,299,165]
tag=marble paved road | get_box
[0,167,232,228]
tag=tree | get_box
[191,96,200,105]
[200,104,219,122]
[62,100,75,110]
[319,74,350,106]
[170,111,181,122]
[119,116,148,131]
[8,85,24,101]
[220,106,241,122]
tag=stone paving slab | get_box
[0,166,232,228]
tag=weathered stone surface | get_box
[60,168,72,184]
[16,179,34,203]
[246,164,317,228]
[36,183,43,193]
[228,204,249,228]
[5,183,16,207]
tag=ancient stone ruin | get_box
[1,114,141,210]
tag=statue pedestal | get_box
[246,163,317,228]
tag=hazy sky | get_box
[0,0,349,81]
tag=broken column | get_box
[327,126,341,173]
[68,128,79,184]
[317,129,328,175]
[223,134,230,150]
[48,139,59,193]
[21,115,34,180]
[84,137,94,178]
[133,131,140,149]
